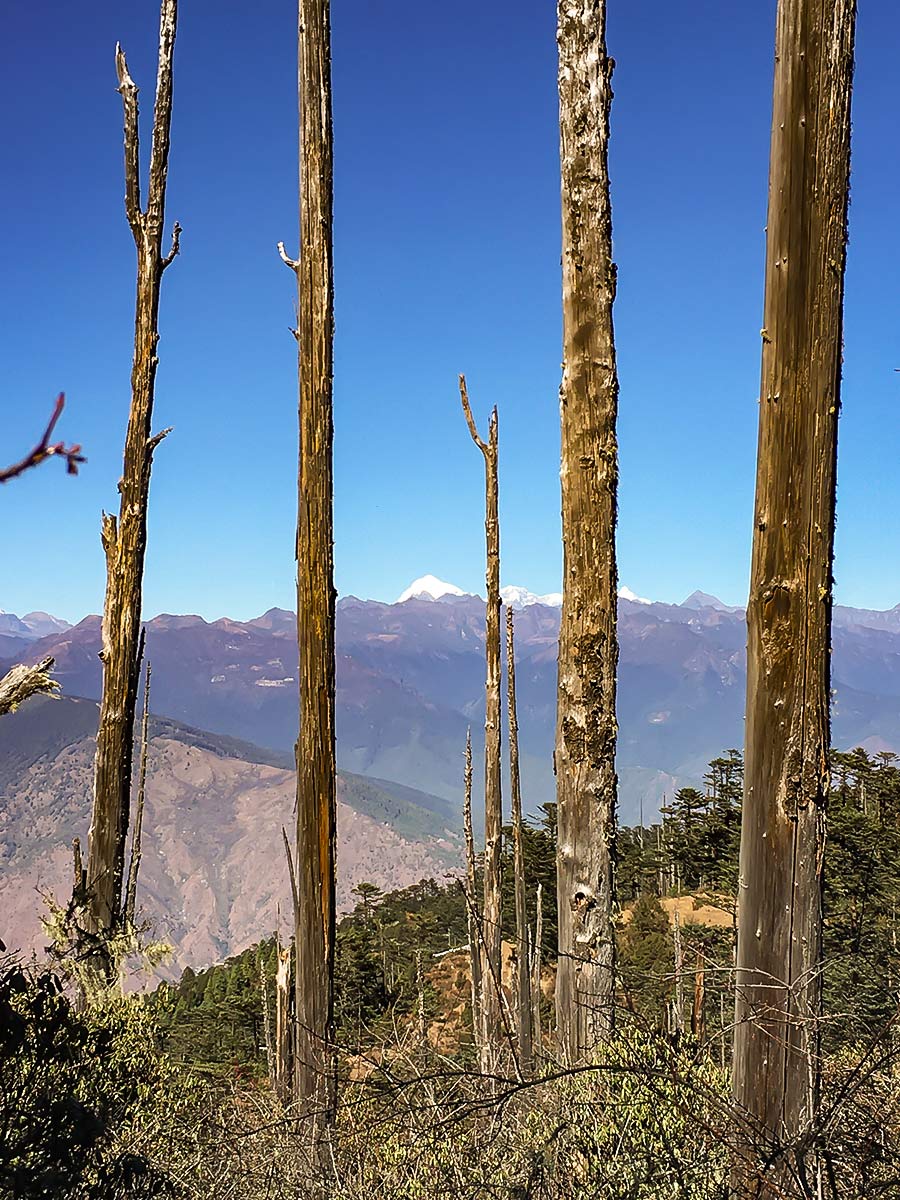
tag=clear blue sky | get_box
[1,1,898,624]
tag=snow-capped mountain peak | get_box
[618,585,652,605]
[501,585,562,610]
[397,575,466,603]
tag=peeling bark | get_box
[507,608,533,1076]
[459,375,503,1061]
[279,0,336,1117]
[733,0,856,1177]
[555,0,619,1058]
[86,0,179,985]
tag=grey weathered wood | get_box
[86,0,179,984]
[275,937,293,1102]
[124,656,150,929]
[532,882,543,1058]
[0,656,57,716]
[733,0,856,1178]
[278,0,336,1117]
[462,728,485,1063]
[260,958,275,1091]
[672,910,685,1036]
[555,0,620,1058]
[507,608,533,1076]
[459,375,503,1062]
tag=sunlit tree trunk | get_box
[555,0,619,1058]
[507,608,533,1076]
[278,0,336,1118]
[733,0,856,1187]
[86,0,180,987]
[459,375,503,1065]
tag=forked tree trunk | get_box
[555,0,620,1058]
[507,608,533,1076]
[86,0,180,985]
[459,375,503,1063]
[733,0,856,1179]
[463,728,485,1061]
[278,0,336,1116]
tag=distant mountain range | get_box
[0,694,459,976]
[5,583,900,821]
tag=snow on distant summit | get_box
[618,586,652,605]
[397,575,466,603]
[501,586,562,610]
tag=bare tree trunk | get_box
[692,947,706,1042]
[275,938,293,1102]
[733,0,856,1181]
[532,882,543,1061]
[555,0,619,1060]
[416,948,427,1049]
[278,0,336,1117]
[672,910,685,1036]
[507,609,534,1076]
[463,728,485,1063]
[261,957,275,1091]
[0,657,57,716]
[459,375,503,1063]
[124,657,150,929]
[85,1,180,988]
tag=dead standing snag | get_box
[555,0,620,1059]
[278,0,337,1117]
[733,0,857,1185]
[85,0,180,987]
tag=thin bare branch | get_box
[277,241,300,271]
[115,43,142,238]
[161,221,182,269]
[0,394,85,484]
[458,374,488,454]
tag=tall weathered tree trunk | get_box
[124,656,151,929]
[555,0,620,1059]
[733,0,856,1180]
[275,938,293,1102]
[86,0,180,986]
[532,882,543,1058]
[278,0,336,1116]
[507,608,533,1076]
[463,728,485,1063]
[459,375,503,1064]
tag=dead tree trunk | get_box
[277,0,336,1116]
[733,0,856,1174]
[672,910,685,1036]
[124,656,150,930]
[507,608,534,1076]
[275,939,293,1102]
[692,947,706,1042]
[463,728,485,1062]
[555,0,620,1059]
[532,882,543,1057]
[261,957,275,1091]
[86,0,180,986]
[459,375,503,1064]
